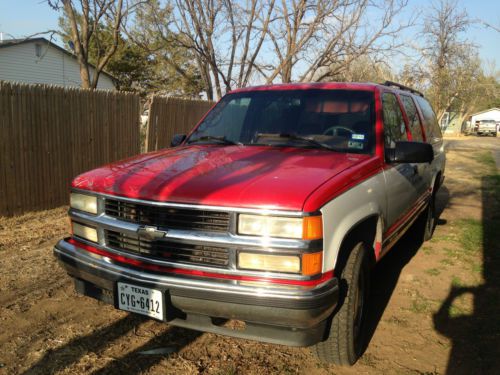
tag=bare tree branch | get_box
[48,0,144,89]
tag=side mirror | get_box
[171,134,186,147]
[387,141,434,163]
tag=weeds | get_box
[440,257,455,266]
[451,276,465,287]
[386,316,410,327]
[470,262,482,275]
[449,304,468,318]
[215,366,237,375]
[456,219,482,254]
[472,151,497,170]
[425,268,441,276]
[408,291,434,314]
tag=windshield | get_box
[187,89,376,154]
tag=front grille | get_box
[104,199,230,232]
[105,230,230,268]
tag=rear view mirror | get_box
[387,141,434,163]
[171,134,186,147]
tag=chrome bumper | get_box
[54,239,339,347]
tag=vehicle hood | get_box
[72,145,371,211]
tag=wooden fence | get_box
[0,81,140,216]
[146,96,214,152]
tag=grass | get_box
[430,233,457,243]
[421,245,433,255]
[425,268,441,276]
[440,257,455,266]
[358,352,378,366]
[449,304,469,318]
[215,365,237,375]
[408,291,434,314]
[386,316,410,327]
[470,262,483,275]
[456,219,482,255]
[472,151,497,170]
[451,276,465,287]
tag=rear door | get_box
[414,95,445,189]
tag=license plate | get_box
[117,282,163,320]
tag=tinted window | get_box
[415,96,442,141]
[196,97,250,141]
[189,90,376,154]
[400,95,423,142]
[382,93,407,149]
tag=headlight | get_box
[238,214,322,240]
[238,252,301,273]
[72,222,98,242]
[70,193,97,214]
[238,251,322,275]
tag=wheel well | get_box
[334,216,379,275]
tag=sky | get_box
[1,0,499,71]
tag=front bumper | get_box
[54,239,339,347]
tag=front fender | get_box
[320,172,386,272]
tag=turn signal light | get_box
[301,252,323,276]
[302,216,323,240]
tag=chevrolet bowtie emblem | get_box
[136,226,167,240]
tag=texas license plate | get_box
[117,282,164,320]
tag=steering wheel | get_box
[323,126,354,137]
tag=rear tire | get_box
[313,242,370,366]
[422,193,436,241]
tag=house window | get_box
[35,43,42,57]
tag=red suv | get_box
[54,81,445,365]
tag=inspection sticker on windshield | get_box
[348,141,364,150]
[352,134,365,140]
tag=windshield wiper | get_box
[255,133,335,151]
[187,135,241,145]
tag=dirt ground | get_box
[1,137,499,375]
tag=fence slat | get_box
[0,81,140,217]
[146,96,214,152]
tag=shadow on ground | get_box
[434,172,500,374]
[359,184,450,358]
[24,314,203,375]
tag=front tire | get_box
[313,242,370,366]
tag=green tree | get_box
[126,0,203,97]
[398,0,498,126]
[59,15,153,92]
[58,5,202,96]
[49,0,140,89]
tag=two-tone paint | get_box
[54,82,445,346]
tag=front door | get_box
[381,92,421,234]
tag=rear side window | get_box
[415,96,442,141]
[382,93,407,149]
[400,95,423,142]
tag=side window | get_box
[415,96,442,141]
[400,95,423,142]
[382,93,407,149]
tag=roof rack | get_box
[382,81,424,97]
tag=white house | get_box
[470,108,500,125]
[0,37,116,90]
